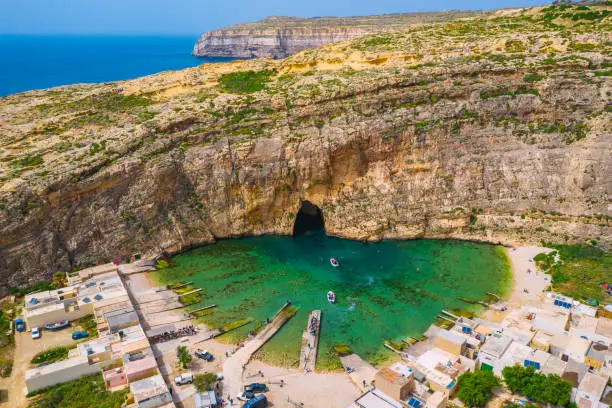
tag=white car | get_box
[31,327,41,339]
[236,391,255,401]
[174,372,193,385]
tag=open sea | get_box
[0,35,234,97]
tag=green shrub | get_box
[502,365,571,406]
[194,372,218,392]
[31,346,71,365]
[457,370,500,407]
[218,70,274,93]
[523,73,545,83]
[27,373,128,407]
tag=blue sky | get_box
[2,0,546,35]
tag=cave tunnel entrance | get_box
[293,200,325,237]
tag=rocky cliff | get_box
[192,12,484,58]
[0,4,611,294]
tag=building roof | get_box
[437,329,467,346]
[562,359,589,387]
[551,333,591,357]
[480,333,513,359]
[498,342,532,368]
[578,372,608,399]
[130,374,170,402]
[388,362,413,377]
[26,353,90,379]
[376,368,411,387]
[125,355,158,377]
[586,342,610,361]
[595,318,612,339]
[426,391,446,407]
[353,389,402,408]
[541,355,566,376]
[195,391,218,408]
[105,308,139,331]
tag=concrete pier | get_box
[299,310,321,372]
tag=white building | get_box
[574,372,608,408]
[24,271,127,328]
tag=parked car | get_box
[174,372,193,386]
[31,327,41,339]
[195,349,214,361]
[15,318,25,332]
[244,383,267,393]
[236,391,255,401]
[72,331,89,340]
[243,394,267,408]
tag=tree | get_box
[457,370,500,407]
[502,365,571,406]
[194,373,218,392]
[176,345,192,369]
[52,272,67,288]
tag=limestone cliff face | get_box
[192,12,484,58]
[193,26,368,59]
[0,4,611,294]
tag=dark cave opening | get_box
[292,200,325,237]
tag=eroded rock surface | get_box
[0,4,610,293]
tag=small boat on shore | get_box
[327,291,336,303]
[330,258,340,267]
[45,320,69,331]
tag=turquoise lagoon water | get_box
[153,234,511,368]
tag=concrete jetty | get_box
[299,310,321,372]
[222,302,296,399]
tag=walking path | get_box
[299,310,321,372]
[339,354,377,393]
[222,302,296,400]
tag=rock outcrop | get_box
[192,12,484,58]
[0,4,611,294]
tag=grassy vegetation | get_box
[0,305,15,377]
[218,70,274,93]
[27,373,128,407]
[480,86,539,100]
[76,315,98,337]
[9,281,55,297]
[535,243,612,302]
[31,346,72,365]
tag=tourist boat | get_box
[327,291,336,303]
[44,320,69,331]
[330,257,340,267]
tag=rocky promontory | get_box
[192,12,483,58]
[0,4,611,294]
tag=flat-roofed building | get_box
[434,329,467,356]
[478,333,512,372]
[374,365,413,402]
[130,374,174,408]
[24,271,127,327]
[493,342,533,376]
[531,331,554,352]
[562,360,590,387]
[550,333,591,363]
[425,391,447,408]
[585,342,609,371]
[416,348,464,395]
[541,354,567,376]
[349,388,402,408]
[104,307,140,333]
[575,372,608,408]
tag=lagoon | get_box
[153,233,511,368]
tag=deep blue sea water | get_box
[0,35,235,97]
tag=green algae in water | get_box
[152,234,511,369]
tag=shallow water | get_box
[152,233,511,368]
